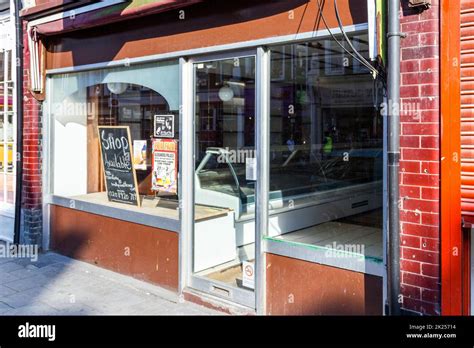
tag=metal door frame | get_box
[180,48,263,309]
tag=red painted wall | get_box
[266,254,383,315]
[50,206,180,291]
[399,0,441,315]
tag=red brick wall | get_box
[21,22,43,246]
[399,1,440,315]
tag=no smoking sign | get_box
[242,261,255,289]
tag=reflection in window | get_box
[53,83,178,198]
[50,60,180,211]
[267,35,383,263]
[0,49,15,206]
[193,56,257,298]
[87,83,177,197]
[195,57,256,214]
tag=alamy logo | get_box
[18,322,56,342]
[324,242,365,260]
[0,243,38,262]
[217,147,256,164]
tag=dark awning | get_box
[34,0,202,36]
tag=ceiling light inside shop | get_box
[106,82,128,94]
[218,86,234,102]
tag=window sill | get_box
[45,193,181,233]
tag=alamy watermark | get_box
[324,242,365,260]
[18,322,55,342]
[380,99,421,118]
[0,243,39,262]
[217,147,256,164]
[53,101,97,119]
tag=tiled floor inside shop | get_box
[273,221,383,260]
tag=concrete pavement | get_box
[0,214,14,242]
[0,245,221,315]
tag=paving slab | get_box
[0,250,222,316]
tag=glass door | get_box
[190,53,257,308]
[0,47,16,242]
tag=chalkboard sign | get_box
[98,126,140,206]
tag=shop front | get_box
[26,0,386,314]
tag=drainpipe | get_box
[13,0,23,245]
[387,0,403,315]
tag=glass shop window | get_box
[0,49,15,207]
[50,61,180,214]
[267,35,384,264]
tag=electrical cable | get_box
[316,0,379,76]
[333,0,379,76]
[335,0,388,87]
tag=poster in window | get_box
[352,36,370,74]
[154,114,174,138]
[308,52,321,77]
[324,40,345,76]
[294,44,309,81]
[97,126,140,206]
[271,46,286,81]
[152,139,178,194]
[133,140,147,170]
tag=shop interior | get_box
[192,36,383,292]
[51,62,187,216]
[49,35,383,301]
